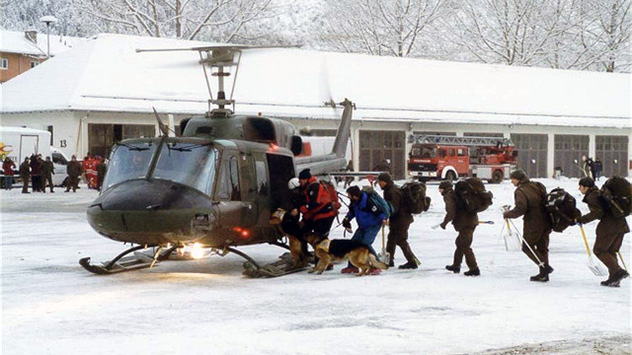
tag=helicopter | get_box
[79,45,354,277]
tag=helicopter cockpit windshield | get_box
[103,139,217,195]
[153,141,216,194]
[104,142,156,188]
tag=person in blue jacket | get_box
[341,185,388,274]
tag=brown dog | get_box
[269,208,307,268]
[305,234,389,276]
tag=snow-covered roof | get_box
[0,30,84,57]
[1,33,629,128]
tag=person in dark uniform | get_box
[503,169,553,282]
[377,172,418,269]
[439,180,480,276]
[66,155,82,192]
[577,177,629,287]
[30,154,42,192]
[284,177,309,266]
[19,157,30,194]
[96,157,107,191]
[40,156,55,193]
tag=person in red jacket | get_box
[2,157,16,190]
[297,169,337,244]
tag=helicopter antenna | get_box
[152,107,170,137]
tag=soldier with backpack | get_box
[341,185,389,274]
[439,180,480,276]
[503,170,553,282]
[377,172,418,269]
[577,177,629,287]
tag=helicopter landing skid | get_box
[79,245,178,275]
[242,251,307,278]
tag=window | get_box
[30,61,39,68]
[52,152,68,165]
[0,58,8,70]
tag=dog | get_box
[269,208,308,268]
[305,234,389,276]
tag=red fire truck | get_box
[407,135,517,183]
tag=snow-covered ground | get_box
[1,178,630,355]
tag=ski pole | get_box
[618,252,628,271]
[504,219,513,241]
[479,221,495,225]
[508,219,544,268]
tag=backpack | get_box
[362,185,394,218]
[400,181,431,214]
[320,180,341,212]
[454,177,493,213]
[545,187,581,232]
[600,176,632,218]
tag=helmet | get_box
[288,177,300,190]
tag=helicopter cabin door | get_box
[237,152,260,227]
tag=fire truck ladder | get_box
[407,134,513,147]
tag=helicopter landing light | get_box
[232,227,251,239]
[190,243,206,259]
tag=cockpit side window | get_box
[103,142,156,189]
[216,154,240,201]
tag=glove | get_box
[342,218,352,229]
[440,222,446,230]
[502,211,510,219]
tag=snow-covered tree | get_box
[317,0,449,57]
[68,0,279,42]
[449,0,571,66]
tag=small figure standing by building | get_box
[593,158,603,180]
[343,160,354,188]
[577,177,629,287]
[3,157,16,190]
[503,170,553,282]
[377,172,418,269]
[341,185,388,274]
[96,157,107,191]
[40,156,55,193]
[66,155,82,192]
[19,157,30,194]
[581,155,594,178]
[439,180,480,276]
[30,154,42,192]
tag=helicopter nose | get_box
[87,179,214,244]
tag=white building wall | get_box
[3,111,630,177]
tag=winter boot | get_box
[398,262,418,270]
[445,265,460,274]
[530,266,550,282]
[464,268,480,276]
[608,269,630,285]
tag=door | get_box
[19,135,38,162]
[511,134,548,178]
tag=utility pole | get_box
[39,16,58,58]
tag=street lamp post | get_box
[39,15,58,58]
